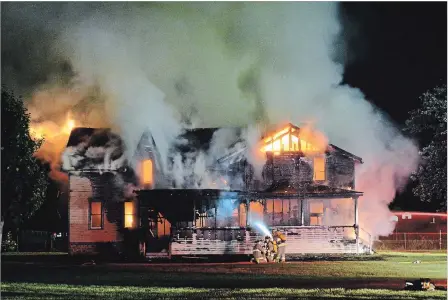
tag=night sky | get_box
[341,2,446,211]
[342,2,446,125]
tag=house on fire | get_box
[62,123,373,258]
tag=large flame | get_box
[29,112,77,184]
[30,113,76,140]
[260,123,328,156]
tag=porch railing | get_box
[171,225,373,255]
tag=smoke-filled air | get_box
[1,2,420,237]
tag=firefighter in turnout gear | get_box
[251,240,267,264]
[264,236,275,262]
[273,229,286,263]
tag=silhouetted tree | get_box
[405,85,447,211]
[1,88,49,236]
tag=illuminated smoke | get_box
[2,2,419,237]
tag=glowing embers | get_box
[261,124,325,156]
[141,159,153,186]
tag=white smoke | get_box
[4,2,419,237]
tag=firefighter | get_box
[273,229,286,263]
[251,239,267,264]
[264,236,275,262]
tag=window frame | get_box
[308,200,324,226]
[141,159,153,187]
[313,155,326,181]
[89,200,104,230]
[123,201,136,229]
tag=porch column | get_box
[300,199,305,226]
[246,199,250,226]
[354,196,359,254]
[193,199,196,228]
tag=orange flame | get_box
[260,123,328,156]
[30,113,76,140]
[29,112,77,185]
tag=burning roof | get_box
[62,123,363,178]
[62,127,127,172]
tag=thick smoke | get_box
[2,2,419,237]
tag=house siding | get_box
[326,152,356,189]
[68,174,123,255]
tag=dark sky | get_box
[341,2,447,211]
[342,2,446,126]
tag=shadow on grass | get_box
[0,262,418,290]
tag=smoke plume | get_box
[1,2,419,237]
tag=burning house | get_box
[63,123,373,258]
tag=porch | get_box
[136,186,372,257]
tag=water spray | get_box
[253,222,272,238]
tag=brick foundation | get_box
[69,242,123,256]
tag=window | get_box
[313,156,326,181]
[90,202,103,229]
[141,159,153,186]
[309,201,324,226]
[124,202,135,228]
[310,201,324,214]
[310,216,322,226]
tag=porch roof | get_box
[252,181,363,199]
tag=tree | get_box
[405,84,447,211]
[1,87,49,236]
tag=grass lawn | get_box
[1,251,446,299]
[2,283,446,299]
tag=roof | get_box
[392,211,447,218]
[64,123,363,167]
[328,144,363,163]
[66,127,113,147]
[255,180,363,199]
[174,127,242,153]
[62,127,127,172]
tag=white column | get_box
[354,196,359,254]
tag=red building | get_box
[389,211,447,234]
[376,211,447,251]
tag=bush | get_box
[2,232,18,252]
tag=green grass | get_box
[1,283,446,300]
[1,252,446,299]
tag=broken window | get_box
[124,202,135,228]
[313,156,326,181]
[90,202,103,229]
[141,159,153,186]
